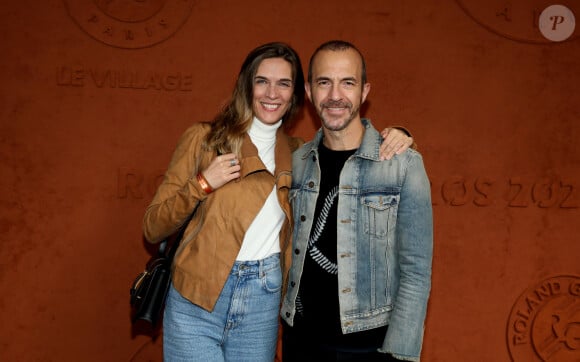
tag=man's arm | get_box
[381,152,433,361]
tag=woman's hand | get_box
[379,128,414,160]
[199,153,241,190]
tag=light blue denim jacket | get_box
[281,119,433,361]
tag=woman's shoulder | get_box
[179,121,212,142]
[169,122,212,158]
[183,121,211,134]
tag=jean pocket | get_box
[261,264,282,293]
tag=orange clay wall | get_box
[1,1,579,361]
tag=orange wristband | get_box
[196,172,213,194]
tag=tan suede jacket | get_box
[143,122,303,312]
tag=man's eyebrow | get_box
[314,76,358,83]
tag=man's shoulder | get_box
[389,148,427,179]
[400,147,423,161]
[292,133,320,156]
[292,142,310,161]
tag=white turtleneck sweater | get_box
[236,117,285,261]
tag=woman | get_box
[142,42,411,361]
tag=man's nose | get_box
[329,84,342,100]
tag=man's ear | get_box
[305,82,312,102]
[362,82,371,103]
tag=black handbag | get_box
[130,213,194,327]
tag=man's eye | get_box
[317,80,330,87]
[256,79,268,84]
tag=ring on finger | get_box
[230,159,236,167]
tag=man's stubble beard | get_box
[317,98,362,132]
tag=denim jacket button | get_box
[286,312,291,317]
[300,215,306,221]
[342,288,351,293]
[294,248,300,255]
[290,281,296,287]
[308,181,314,188]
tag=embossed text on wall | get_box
[64,0,195,48]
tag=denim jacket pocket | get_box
[362,193,399,237]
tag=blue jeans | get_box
[163,253,282,362]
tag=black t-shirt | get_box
[294,142,387,348]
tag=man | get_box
[281,40,433,361]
